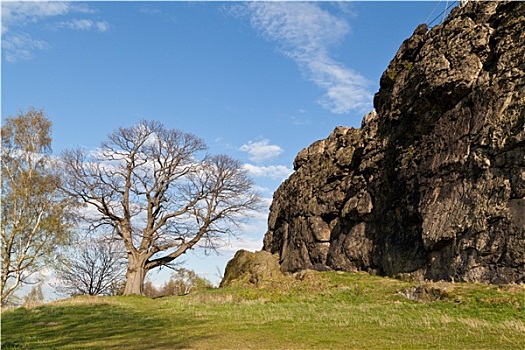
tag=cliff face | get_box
[263,1,525,284]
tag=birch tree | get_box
[1,109,71,305]
[61,120,261,295]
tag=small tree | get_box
[161,268,213,296]
[54,238,126,296]
[1,108,72,306]
[23,283,44,308]
[61,120,261,295]
[144,268,213,297]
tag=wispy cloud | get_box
[291,112,313,126]
[233,2,373,114]
[55,19,110,32]
[240,139,283,163]
[1,1,93,34]
[243,164,293,180]
[2,33,49,63]
[139,6,162,16]
[2,1,107,63]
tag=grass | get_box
[2,271,524,349]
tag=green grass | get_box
[2,272,524,349]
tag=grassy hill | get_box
[2,271,524,349]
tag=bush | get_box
[144,268,213,298]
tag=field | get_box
[2,271,524,349]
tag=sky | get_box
[1,0,458,296]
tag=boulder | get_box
[220,250,284,287]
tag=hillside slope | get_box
[3,272,525,349]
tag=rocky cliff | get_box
[262,1,525,284]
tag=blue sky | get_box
[2,1,457,291]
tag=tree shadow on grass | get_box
[2,301,214,349]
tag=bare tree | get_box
[54,239,126,296]
[61,120,261,295]
[1,108,72,306]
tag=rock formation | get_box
[220,250,284,287]
[262,1,524,284]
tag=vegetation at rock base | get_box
[2,271,524,349]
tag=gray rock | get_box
[263,1,525,284]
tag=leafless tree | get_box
[54,238,126,296]
[61,120,261,295]
[1,109,72,306]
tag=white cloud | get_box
[2,1,107,63]
[240,139,283,163]
[234,2,373,114]
[55,19,110,32]
[1,1,93,34]
[96,21,110,32]
[251,185,273,196]
[139,6,162,16]
[291,115,313,126]
[221,237,264,253]
[1,33,49,63]
[243,163,293,180]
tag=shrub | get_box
[144,268,213,297]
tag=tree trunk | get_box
[123,254,148,296]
